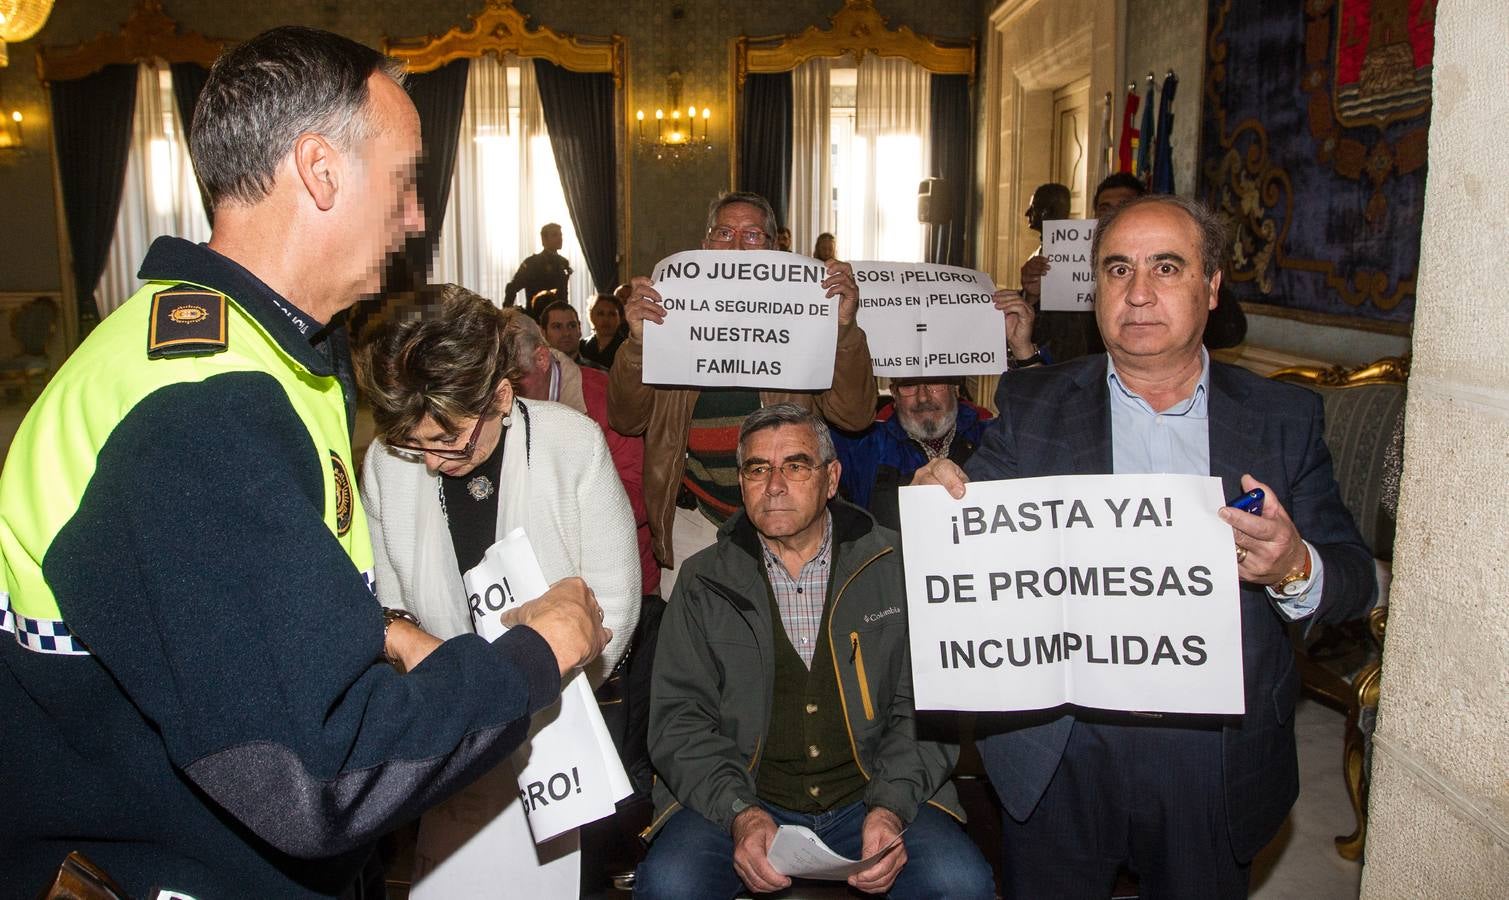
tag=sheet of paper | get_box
[851,261,1006,378]
[641,249,837,390]
[766,824,904,880]
[1039,218,1098,312]
[899,474,1245,715]
[460,529,633,843]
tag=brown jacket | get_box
[607,322,877,568]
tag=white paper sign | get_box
[899,474,1245,715]
[462,529,633,842]
[852,261,1006,378]
[767,825,905,880]
[642,249,837,389]
[1040,218,1098,312]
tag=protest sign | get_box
[642,249,837,389]
[412,530,632,897]
[463,529,633,842]
[898,474,1244,715]
[852,261,1007,378]
[1039,218,1098,312]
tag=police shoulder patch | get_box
[148,288,229,359]
[330,450,354,537]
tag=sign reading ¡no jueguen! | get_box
[898,474,1246,715]
[642,250,838,390]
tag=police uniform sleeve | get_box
[43,373,562,859]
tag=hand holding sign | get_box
[500,576,611,677]
[622,275,663,344]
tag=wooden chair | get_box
[1269,356,1407,860]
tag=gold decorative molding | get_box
[36,0,226,84]
[734,0,974,88]
[384,0,622,84]
[1269,355,1411,388]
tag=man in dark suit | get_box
[916,195,1376,898]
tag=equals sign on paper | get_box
[914,323,928,332]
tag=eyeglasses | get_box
[706,226,771,247]
[892,382,954,398]
[739,460,825,482]
[390,413,487,461]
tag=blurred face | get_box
[703,201,772,251]
[542,225,563,252]
[739,423,839,543]
[589,298,621,340]
[892,382,958,442]
[1094,186,1142,218]
[1094,202,1219,368]
[814,236,835,261]
[776,228,792,251]
[344,74,424,297]
[543,307,581,355]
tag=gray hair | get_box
[704,191,777,246]
[191,26,406,212]
[1091,194,1230,280]
[736,403,836,467]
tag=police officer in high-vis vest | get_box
[0,27,610,899]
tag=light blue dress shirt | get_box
[1106,350,1323,619]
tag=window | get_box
[433,56,595,328]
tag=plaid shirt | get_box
[760,512,833,669]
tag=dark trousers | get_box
[1001,717,1250,900]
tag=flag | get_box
[1135,75,1156,183]
[1152,72,1179,194]
[1117,87,1139,174]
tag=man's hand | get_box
[501,577,612,677]
[1020,254,1050,303]
[384,620,443,674]
[848,807,908,894]
[1219,474,1310,585]
[911,458,970,499]
[622,275,665,344]
[822,259,860,326]
[731,807,791,894]
[994,288,1037,359]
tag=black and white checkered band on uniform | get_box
[0,591,91,656]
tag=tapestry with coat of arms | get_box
[1199,0,1433,325]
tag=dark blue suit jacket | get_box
[965,355,1376,862]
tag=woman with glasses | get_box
[356,283,639,895]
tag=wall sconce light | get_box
[634,70,713,163]
[0,107,23,150]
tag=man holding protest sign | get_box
[608,192,876,588]
[635,405,992,900]
[915,195,1375,897]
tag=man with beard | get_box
[832,289,1039,530]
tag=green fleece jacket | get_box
[645,500,963,838]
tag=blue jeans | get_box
[634,800,993,899]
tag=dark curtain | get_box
[534,58,619,294]
[169,62,213,221]
[51,64,138,331]
[927,74,971,266]
[738,72,793,231]
[403,59,470,282]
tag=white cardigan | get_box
[360,398,639,684]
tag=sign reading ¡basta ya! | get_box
[899,473,1245,716]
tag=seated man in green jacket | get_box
[635,404,992,899]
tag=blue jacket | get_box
[832,401,992,531]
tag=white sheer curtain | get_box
[97,61,211,317]
[434,55,591,314]
[788,57,831,258]
[837,56,930,263]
